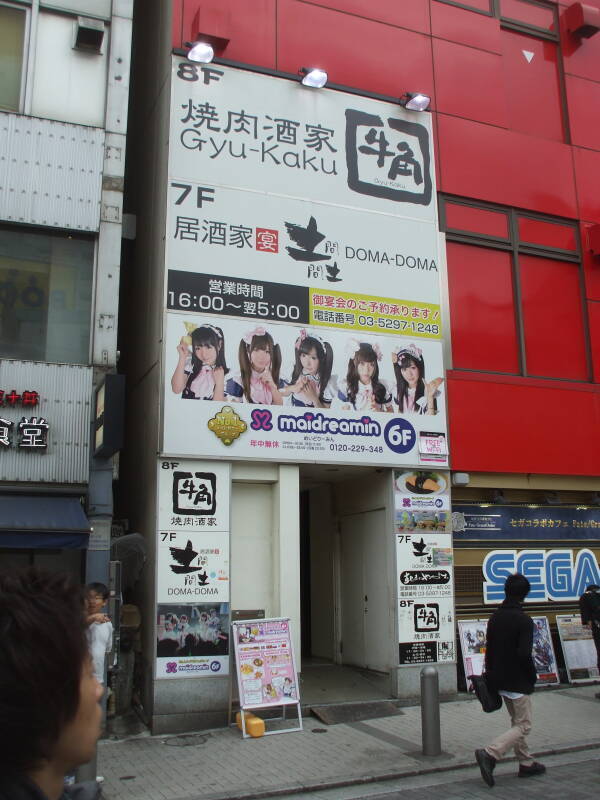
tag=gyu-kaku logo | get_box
[0,417,49,450]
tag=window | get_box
[0,2,27,112]
[441,197,590,381]
[0,226,94,364]
[435,0,559,38]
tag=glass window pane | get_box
[0,228,94,364]
[518,217,578,251]
[435,0,492,13]
[0,5,26,112]
[445,202,509,239]
[499,0,555,32]
[447,241,520,373]
[520,255,588,379]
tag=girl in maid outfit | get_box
[392,342,443,415]
[280,329,334,408]
[171,324,228,400]
[226,325,284,404]
[335,339,393,413]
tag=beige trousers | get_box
[485,694,534,765]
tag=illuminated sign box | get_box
[94,374,125,459]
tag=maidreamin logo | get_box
[483,548,600,604]
[278,411,381,437]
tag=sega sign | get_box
[483,548,600,604]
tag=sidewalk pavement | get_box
[98,685,600,800]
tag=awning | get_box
[0,496,91,549]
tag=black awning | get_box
[0,496,91,549]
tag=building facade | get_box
[0,0,132,582]
[122,0,600,733]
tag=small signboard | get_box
[231,617,302,737]
[556,614,600,683]
[458,616,559,686]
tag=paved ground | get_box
[98,685,600,800]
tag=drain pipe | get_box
[420,665,441,756]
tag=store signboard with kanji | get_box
[162,59,448,468]
[155,459,231,679]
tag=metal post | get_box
[420,665,441,756]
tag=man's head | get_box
[0,568,102,777]
[86,581,109,615]
[585,584,599,593]
[504,572,531,601]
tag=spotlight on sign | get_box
[187,41,215,63]
[299,67,328,88]
[399,92,431,112]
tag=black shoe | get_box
[475,748,496,787]
[518,762,546,778]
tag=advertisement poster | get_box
[458,617,560,686]
[232,618,300,709]
[156,460,231,678]
[394,469,450,530]
[156,601,229,679]
[396,531,455,665]
[556,614,600,683]
[162,59,448,469]
[453,504,600,541]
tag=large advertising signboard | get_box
[155,459,231,679]
[162,59,447,468]
[453,504,600,541]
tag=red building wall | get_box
[171,0,600,476]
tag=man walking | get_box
[579,583,600,677]
[475,573,545,787]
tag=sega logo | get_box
[483,548,600,604]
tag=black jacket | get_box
[484,597,537,695]
[579,589,600,625]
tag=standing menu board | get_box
[556,614,600,683]
[231,617,302,738]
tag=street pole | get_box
[420,665,441,756]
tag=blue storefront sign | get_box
[452,505,600,541]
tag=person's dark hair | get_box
[183,325,228,398]
[346,343,387,406]
[504,572,531,601]
[585,584,600,592]
[86,581,109,601]
[393,353,434,412]
[291,334,333,404]
[0,568,88,775]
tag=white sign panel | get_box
[157,531,229,604]
[163,60,448,469]
[556,614,599,683]
[158,459,230,531]
[396,531,455,665]
[170,60,434,220]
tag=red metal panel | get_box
[520,254,588,379]
[433,39,508,127]
[437,114,577,217]
[297,0,431,33]
[574,147,600,224]
[447,372,600,474]
[501,29,564,142]
[588,300,600,382]
[172,0,184,49]
[181,0,277,68]
[517,217,577,250]
[582,227,600,300]
[446,242,520,373]
[566,74,600,151]
[431,0,502,53]
[277,0,434,98]
[445,202,509,238]
[560,1,600,83]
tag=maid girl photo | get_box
[392,342,443,415]
[226,325,284,405]
[280,329,334,408]
[171,323,228,400]
[335,338,393,413]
